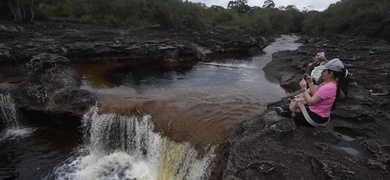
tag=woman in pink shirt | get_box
[275,58,346,127]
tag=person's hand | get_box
[299,78,307,89]
[303,74,313,85]
[305,88,311,94]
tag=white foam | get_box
[69,151,156,180]
[0,128,36,141]
[53,106,215,180]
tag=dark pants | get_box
[293,107,329,127]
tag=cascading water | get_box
[0,94,34,140]
[52,106,215,180]
[0,35,302,179]
[0,93,22,129]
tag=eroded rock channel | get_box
[0,21,389,179]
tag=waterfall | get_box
[0,93,22,129]
[53,106,215,180]
[0,94,34,140]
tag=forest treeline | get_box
[1,0,389,37]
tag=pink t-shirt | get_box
[309,82,337,118]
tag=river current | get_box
[0,35,301,179]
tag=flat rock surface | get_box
[0,20,389,179]
[218,34,390,179]
[0,20,268,68]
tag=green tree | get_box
[376,0,390,21]
[250,8,272,32]
[7,0,35,22]
[62,0,87,18]
[3,0,388,39]
[262,0,275,9]
[228,0,250,13]
[0,0,11,18]
[302,11,324,34]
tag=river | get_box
[0,35,301,179]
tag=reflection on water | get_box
[0,76,26,83]
[330,144,375,161]
[0,35,303,179]
[0,126,81,180]
[334,146,360,156]
[330,127,375,161]
[1,94,76,179]
[73,35,303,149]
[333,126,368,141]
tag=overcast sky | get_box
[188,0,341,11]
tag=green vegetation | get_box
[1,0,389,37]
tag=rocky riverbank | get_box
[0,20,389,179]
[218,34,390,179]
[0,20,269,130]
[0,20,269,76]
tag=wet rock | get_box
[221,34,390,179]
[10,53,96,129]
[1,20,389,179]
[263,51,306,90]
[0,20,268,67]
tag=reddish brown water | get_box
[0,35,303,179]
[73,35,302,151]
[0,76,25,83]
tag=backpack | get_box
[310,66,324,85]
[313,68,352,97]
[342,69,352,97]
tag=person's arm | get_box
[307,81,318,94]
[299,75,322,105]
[301,74,318,94]
[302,89,322,105]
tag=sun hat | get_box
[316,58,344,72]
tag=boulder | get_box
[11,53,96,129]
